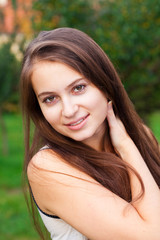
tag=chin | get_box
[70,131,95,143]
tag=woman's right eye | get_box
[43,96,58,104]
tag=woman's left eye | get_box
[72,85,86,94]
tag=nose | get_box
[61,97,78,118]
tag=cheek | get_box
[41,108,60,126]
[83,89,107,108]
[97,101,108,119]
[90,92,108,114]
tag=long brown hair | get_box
[20,28,160,239]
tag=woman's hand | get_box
[106,101,133,154]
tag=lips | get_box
[64,114,89,130]
[65,114,89,126]
[69,118,85,126]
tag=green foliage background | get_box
[0,40,20,112]
[32,0,160,117]
[0,114,39,240]
[0,0,160,239]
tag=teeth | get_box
[70,118,84,126]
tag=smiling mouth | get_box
[65,114,89,127]
[70,118,85,126]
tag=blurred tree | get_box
[32,0,96,36]
[97,0,160,118]
[31,0,160,117]
[0,40,20,154]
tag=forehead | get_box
[31,61,84,94]
[32,60,81,77]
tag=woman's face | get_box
[31,61,108,149]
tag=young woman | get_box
[20,28,160,240]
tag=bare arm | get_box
[28,102,160,240]
[106,101,160,224]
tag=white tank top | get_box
[38,209,88,240]
[33,146,88,239]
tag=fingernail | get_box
[108,101,112,110]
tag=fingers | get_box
[107,101,126,131]
[106,101,130,151]
[106,101,117,128]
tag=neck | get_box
[83,120,113,152]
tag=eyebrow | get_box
[37,77,85,98]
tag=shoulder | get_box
[27,148,57,182]
[143,124,152,137]
[27,148,103,217]
[28,148,64,174]
[27,148,97,188]
[142,124,159,147]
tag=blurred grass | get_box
[148,111,160,142]
[0,112,160,240]
[0,113,39,240]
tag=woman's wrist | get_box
[116,138,136,158]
